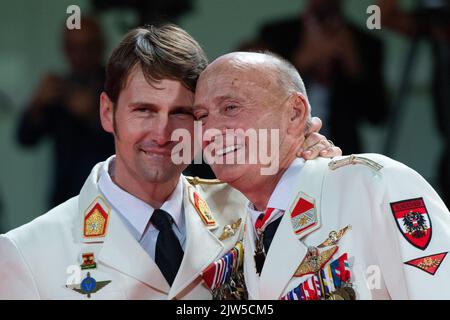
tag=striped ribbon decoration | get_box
[201,242,244,291]
[281,253,350,301]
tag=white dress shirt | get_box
[248,158,305,231]
[98,156,186,261]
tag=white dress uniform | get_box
[243,154,450,300]
[0,157,247,300]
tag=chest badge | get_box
[80,253,97,270]
[66,272,111,298]
[390,198,432,250]
[83,197,109,239]
[219,218,242,241]
[318,225,352,248]
[189,189,217,229]
[290,192,318,237]
[404,252,447,275]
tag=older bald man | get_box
[193,52,450,300]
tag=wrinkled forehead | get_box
[205,67,272,89]
[202,53,276,81]
[196,57,281,102]
[195,74,271,111]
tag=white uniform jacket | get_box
[243,154,450,300]
[0,161,247,300]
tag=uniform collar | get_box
[267,157,305,211]
[248,158,305,226]
[98,155,184,239]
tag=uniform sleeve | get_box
[372,161,450,299]
[0,235,41,299]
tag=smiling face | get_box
[100,66,195,187]
[194,54,300,184]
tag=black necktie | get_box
[150,209,184,286]
[262,216,282,253]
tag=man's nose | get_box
[202,114,234,149]
[150,114,172,145]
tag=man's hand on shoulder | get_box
[298,117,342,160]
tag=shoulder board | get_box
[328,155,383,172]
[185,176,223,186]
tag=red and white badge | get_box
[390,198,432,250]
[404,252,447,275]
[290,192,318,237]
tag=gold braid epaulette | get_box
[185,176,224,186]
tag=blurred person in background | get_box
[16,16,114,207]
[239,0,388,155]
[380,0,450,206]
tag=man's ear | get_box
[287,93,308,135]
[100,92,114,134]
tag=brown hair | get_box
[104,23,208,103]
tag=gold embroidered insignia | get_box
[219,218,242,241]
[318,225,352,248]
[83,197,109,238]
[294,246,338,277]
[189,189,217,228]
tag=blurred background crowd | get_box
[0,0,449,232]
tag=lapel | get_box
[76,160,170,295]
[168,178,224,299]
[259,158,329,299]
[259,213,308,299]
[243,212,260,300]
[98,209,170,295]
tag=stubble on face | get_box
[112,68,194,188]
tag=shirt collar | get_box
[247,157,305,215]
[98,155,184,238]
[247,202,264,230]
[267,157,305,211]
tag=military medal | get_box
[327,291,345,300]
[327,287,353,300]
[282,225,356,299]
[219,218,242,241]
[282,253,355,301]
[294,246,338,277]
[253,208,284,276]
[201,242,248,300]
[341,286,356,300]
[80,252,97,270]
[326,253,355,300]
[254,233,266,276]
[66,272,111,298]
[318,225,352,248]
